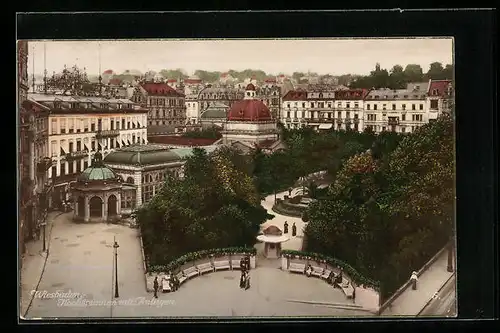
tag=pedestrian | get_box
[292,222,297,237]
[352,287,356,303]
[245,256,251,271]
[284,221,289,234]
[153,276,159,298]
[240,271,246,288]
[410,271,418,290]
[245,272,251,290]
[240,257,246,272]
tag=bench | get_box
[214,260,230,271]
[183,266,199,279]
[176,271,187,285]
[230,260,241,270]
[161,277,172,292]
[289,263,306,274]
[198,262,214,275]
[310,266,324,278]
[321,269,332,280]
[336,277,354,298]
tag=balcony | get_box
[388,118,399,125]
[65,150,89,161]
[37,157,55,173]
[95,129,120,138]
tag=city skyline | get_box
[27,38,453,78]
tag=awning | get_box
[257,235,290,244]
[318,123,333,129]
[84,144,89,152]
[60,147,66,155]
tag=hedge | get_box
[148,247,257,273]
[282,249,380,290]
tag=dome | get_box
[227,99,272,122]
[77,151,121,182]
[263,225,283,236]
[77,166,120,182]
[245,83,256,91]
[103,69,114,75]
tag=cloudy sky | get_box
[28,38,453,77]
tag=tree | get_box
[425,62,445,80]
[442,64,454,80]
[403,64,424,83]
[388,65,407,89]
[370,63,390,89]
[135,146,271,266]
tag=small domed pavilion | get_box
[71,151,123,223]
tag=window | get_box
[51,119,57,134]
[68,141,74,153]
[76,141,81,152]
[60,162,66,175]
[337,111,341,118]
[354,103,359,109]
[68,161,74,174]
[401,127,406,133]
[367,114,377,121]
[420,104,424,110]
[392,104,396,110]
[412,114,423,122]
[402,104,406,110]
[91,119,96,132]
[68,119,74,133]
[51,141,57,157]
[311,102,315,108]
[382,126,386,131]
[382,104,386,110]
[346,103,350,109]
[84,119,89,132]
[346,112,350,119]
[412,104,416,110]
[287,111,291,118]
[91,140,96,151]
[287,103,290,108]
[366,104,371,110]
[302,102,306,108]
[402,114,406,121]
[374,104,378,110]
[430,100,438,109]
[110,120,114,130]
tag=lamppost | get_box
[113,237,120,298]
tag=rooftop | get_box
[147,136,220,146]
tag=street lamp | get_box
[113,237,120,298]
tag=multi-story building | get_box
[334,89,369,132]
[364,82,429,133]
[28,93,148,209]
[257,80,281,119]
[198,85,244,112]
[132,81,186,133]
[426,79,453,120]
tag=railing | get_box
[306,118,335,123]
[96,129,120,138]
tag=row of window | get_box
[286,102,360,109]
[50,116,146,135]
[50,134,144,156]
[149,120,183,126]
[366,103,424,111]
[142,169,180,184]
[152,109,185,118]
[366,114,424,122]
[286,111,360,119]
[148,97,184,107]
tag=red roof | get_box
[282,90,308,101]
[334,89,369,100]
[246,83,256,91]
[103,69,114,74]
[147,136,218,146]
[228,99,272,122]
[279,74,285,77]
[140,82,183,96]
[428,80,452,97]
[167,79,177,83]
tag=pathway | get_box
[380,248,455,316]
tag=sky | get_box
[27,38,453,77]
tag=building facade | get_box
[364,82,429,133]
[426,79,454,120]
[198,85,244,113]
[256,80,281,119]
[28,94,148,209]
[132,82,186,128]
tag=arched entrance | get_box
[89,196,103,218]
[108,195,117,216]
[77,196,85,217]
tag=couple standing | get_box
[240,270,250,290]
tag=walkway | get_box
[22,213,146,318]
[380,249,455,316]
[259,189,306,252]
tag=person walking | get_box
[245,272,251,290]
[240,271,246,289]
[153,276,159,298]
[284,221,289,234]
[410,271,418,290]
[245,256,251,271]
[352,287,356,303]
[292,222,297,237]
